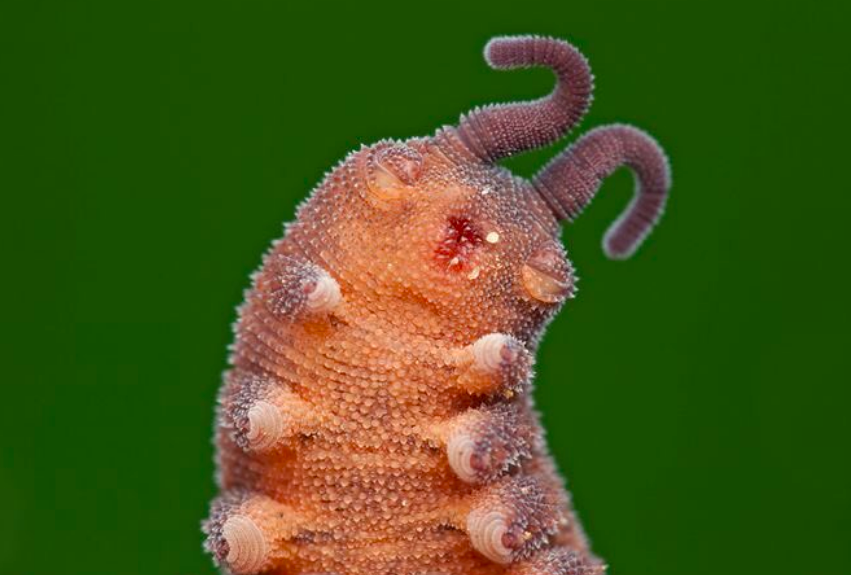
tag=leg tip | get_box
[447,427,481,483]
[304,272,341,313]
[467,508,514,564]
[246,400,287,451]
[472,333,520,373]
[220,515,268,574]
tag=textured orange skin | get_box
[205,33,673,574]
[208,130,602,575]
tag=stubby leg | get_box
[218,369,315,452]
[254,255,342,320]
[455,476,566,565]
[452,333,533,398]
[203,490,306,575]
[432,403,540,484]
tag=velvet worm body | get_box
[204,35,671,575]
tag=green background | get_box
[2,1,849,574]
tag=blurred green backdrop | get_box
[2,1,849,574]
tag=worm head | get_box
[293,134,567,341]
[291,36,670,341]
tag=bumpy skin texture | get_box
[204,36,671,575]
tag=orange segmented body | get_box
[204,35,671,575]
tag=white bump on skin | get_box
[471,333,514,373]
[222,515,268,574]
[305,271,341,313]
[246,401,286,451]
[486,231,500,244]
[467,508,512,564]
[467,266,481,280]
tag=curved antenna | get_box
[456,36,594,163]
[533,124,671,259]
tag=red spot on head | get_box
[435,216,483,270]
